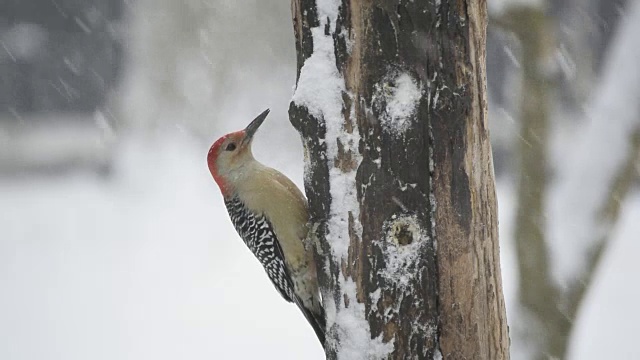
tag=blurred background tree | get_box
[489,0,640,359]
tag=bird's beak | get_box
[242,109,270,145]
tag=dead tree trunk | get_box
[289,1,509,358]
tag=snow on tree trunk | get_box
[289,0,509,359]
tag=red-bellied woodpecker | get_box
[207,109,325,346]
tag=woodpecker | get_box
[207,109,325,346]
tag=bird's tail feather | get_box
[293,295,326,348]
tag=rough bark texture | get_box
[290,0,509,358]
[430,0,510,356]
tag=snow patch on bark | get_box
[332,280,394,360]
[292,27,344,120]
[374,72,422,136]
[292,2,392,358]
[433,348,443,360]
[547,0,640,287]
[379,215,427,289]
[316,0,340,29]
[293,24,358,259]
[370,288,382,313]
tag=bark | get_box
[290,0,509,359]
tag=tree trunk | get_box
[289,1,509,359]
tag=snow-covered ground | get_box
[567,191,640,359]
[0,131,638,359]
[0,133,323,360]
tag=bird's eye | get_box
[225,143,237,151]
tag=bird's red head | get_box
[207,109,270,196]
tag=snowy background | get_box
[1,0,638,359]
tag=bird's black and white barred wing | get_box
[224,196,327,346]
[224,196,296,302]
